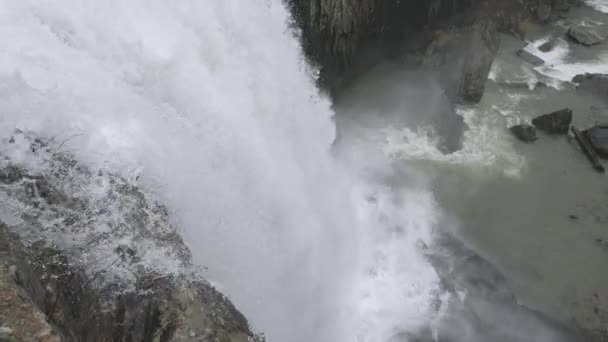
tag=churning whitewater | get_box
[0,1,441,341]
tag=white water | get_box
[587,0,608,13]
[526,36,608,83]
[0,1,441,341]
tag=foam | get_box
[0,1,441,341]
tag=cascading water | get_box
[0,1,441,341]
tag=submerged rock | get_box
[532,108,573,134]
[583,125,608,159]
[567,25,605,46]
[572,73,608,99]
[422,232,584,342]
[510,124,538,142]
[0,133,261,342]
[538,39,556,52]
[516,48,545,66]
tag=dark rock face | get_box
[517,48,545,66]
[583,125,608,159]
[0,133,261,342]
[572,73,608,99]
[567,25,605,46]
[510,124,538,142]
[532,108,573,134]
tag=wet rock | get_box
[510,124,538,142]
[516,48,544,66]
[538,39,556,52]
[532,108,573,134]
[458,20,501,103]
[583,125,608,159]
[572,73,608,99]
[0,133,261,342]
[567,25,605,46]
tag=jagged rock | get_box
[572,73,608,99]
[583,125,608,159]
[538,39,556,52]
[458,20,501,103]
[516,48,544,66]
[510,124,538,142]
[0,133,262,342]
[532,108,573,134]
[567,25,605,46]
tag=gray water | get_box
[335,3,608,340]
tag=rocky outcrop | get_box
[567,25,605,46]
[572,73,608,99]
[510,124,538,142]
[0,133,261,342]
[532,108,573,134]
[286,0,577,92]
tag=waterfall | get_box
[0,1,440,341]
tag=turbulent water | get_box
[0,1,442,341]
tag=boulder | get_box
[572,73,608,99]
[567,25,605,46]
[510,124,538,142]
[532,108,573,134]
[516,48,545,66]
[583,125,608,159]
[538,39,556,52]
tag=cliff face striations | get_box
[286,0,579,96]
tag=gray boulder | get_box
[510,124,538,142]
[532,108,573,134]
[572,73,608,99]
[567,25,605,46]
[516,48,544,66]
[583,125,608,159]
